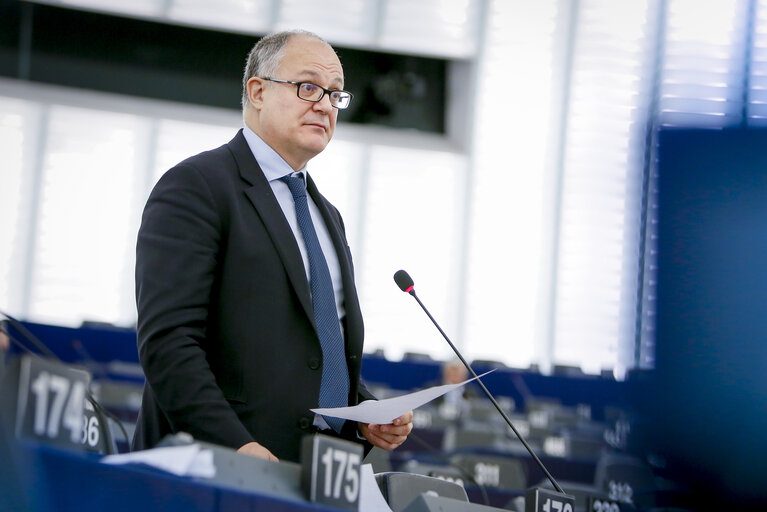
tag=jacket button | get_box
[298,416,312,430]
[308,357,320,370]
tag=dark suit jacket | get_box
[132,130,372,462]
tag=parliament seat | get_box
[594,452,657,508]
[375,471,469,512]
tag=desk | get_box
[5,439,342,512]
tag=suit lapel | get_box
[227,131,315,325]
[306,174,364,350]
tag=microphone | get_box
[394,270,415,294]
[393,270,571,500]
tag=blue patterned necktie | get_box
[281,174,350,433]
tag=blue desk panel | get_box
[7,440,341,512]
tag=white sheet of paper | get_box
[359,463,393,512]
[311,370,494,424]
[101,444,216,478]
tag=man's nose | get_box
[313,93,333,113]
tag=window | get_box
[3,0,764,375]
[463,0,560,369]
[552,0,655,376]
[0,98,35,315]
[26,106,146,326]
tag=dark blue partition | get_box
[6,321,139,364]
[647,128,767,507]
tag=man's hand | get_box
[237,441,279,461]
[359,410,413,451]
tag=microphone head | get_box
[393,270,414,293]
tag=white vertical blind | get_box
[553,0,654,375]
[357,145,466,362]
[58,0,163,17]
[275,0,377,47]
[378,0,482,57]
[167,0,272,33]
[463,0,559,368]
[26,106,147,326]
[305,138,367,252]
[749,0,767,124]
[0,99,35,315]
[660,0,749,127]
[153,119,235,182]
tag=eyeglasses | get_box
[261,77,353,109]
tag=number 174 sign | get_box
[15,355,92,449]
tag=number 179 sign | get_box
[15,355,92,449]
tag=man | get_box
[132,30,412,462]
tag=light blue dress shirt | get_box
[241,125,347,326]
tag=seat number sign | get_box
[526,487,576,512]
[588,498,625,512]
[15,355,92,450]
[301,434,362,510]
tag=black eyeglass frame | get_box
[261,77,353,109]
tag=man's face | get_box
[249,35,343,170]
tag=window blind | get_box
[27,106,146,326]
[659,0,749,127]
[0,98,34,314]
[552,0,655,376]
[638,0,754,370]
[748,0,767,124]
[463,0,560,368]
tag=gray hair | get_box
[241,29,330,110]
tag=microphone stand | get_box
[406,289,565,494]
[394,270,575,511]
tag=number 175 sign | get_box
[301,434,362,510]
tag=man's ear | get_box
[246,77,265,110]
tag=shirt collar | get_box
[242,124,306,182]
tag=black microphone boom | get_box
[392,270,567,496]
